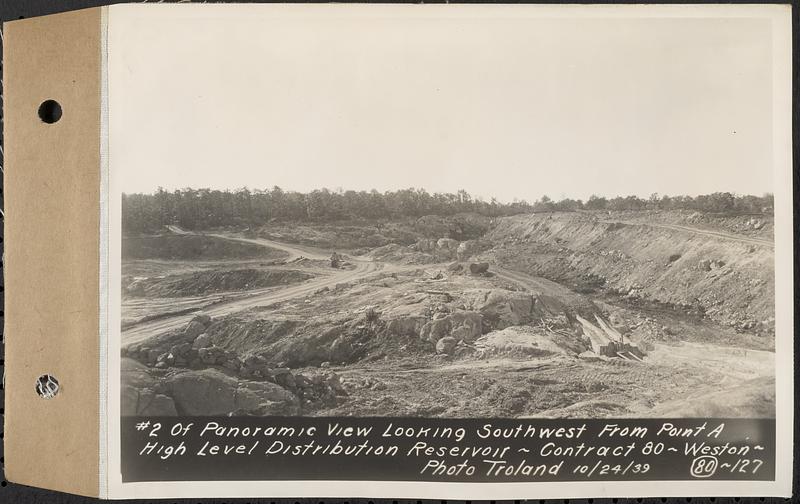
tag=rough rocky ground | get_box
[487,212,774,337]
[121,211,775,418]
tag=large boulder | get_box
[121,357,157,390]
[184,320,206,340]
[167,369,238,415]
[192,333,213,350]
[472,289,536,329]
[120,358,178,416]
[122,387,178,416]
[435,336,458,354]
[469,262,490,275]
[121,385,141,416]
[234,380,301,415]
[137,391,179,416]
[385,316,428,338]
[166,368,299,416]
[191,314,212,327]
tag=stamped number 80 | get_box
[690,456,718,478]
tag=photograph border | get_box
[102,3,794,499]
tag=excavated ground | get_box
[121,211,776,418]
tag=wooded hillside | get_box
[122,187,773,234]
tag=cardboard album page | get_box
[4,3,794,499]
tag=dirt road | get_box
[123,231,394,346]
[601,220,773,248]
[493,266,598,316]
[494,266,582,301]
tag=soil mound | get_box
[123,234,288,260]
[474,326,583,357]
[124,268,312,298]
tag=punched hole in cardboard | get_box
[35,374,59,399]
[37,100,62,124]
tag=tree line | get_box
[122,187,774,234]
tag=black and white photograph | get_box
[117,6,779,421]
[120,187,778,419]
[100,3,792,499]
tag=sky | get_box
[109,5,776,202]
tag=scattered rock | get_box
[415,238,438,253]
[698,259,726,272]
[420,311,483,343]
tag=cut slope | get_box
[489,212,774,336]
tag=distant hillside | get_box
[122,186,773,234]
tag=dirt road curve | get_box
[493,266,594,311]
[123,231,392,346]
[603,220,774,248]
[494,266,581,300]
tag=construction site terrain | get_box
[120,210,775,419]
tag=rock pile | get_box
[121,315,348,415]
[628,317,680,345]
[419,311,483,354]
[464,289,537,329]
[123,314,241,370]
[410,236,493,263]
